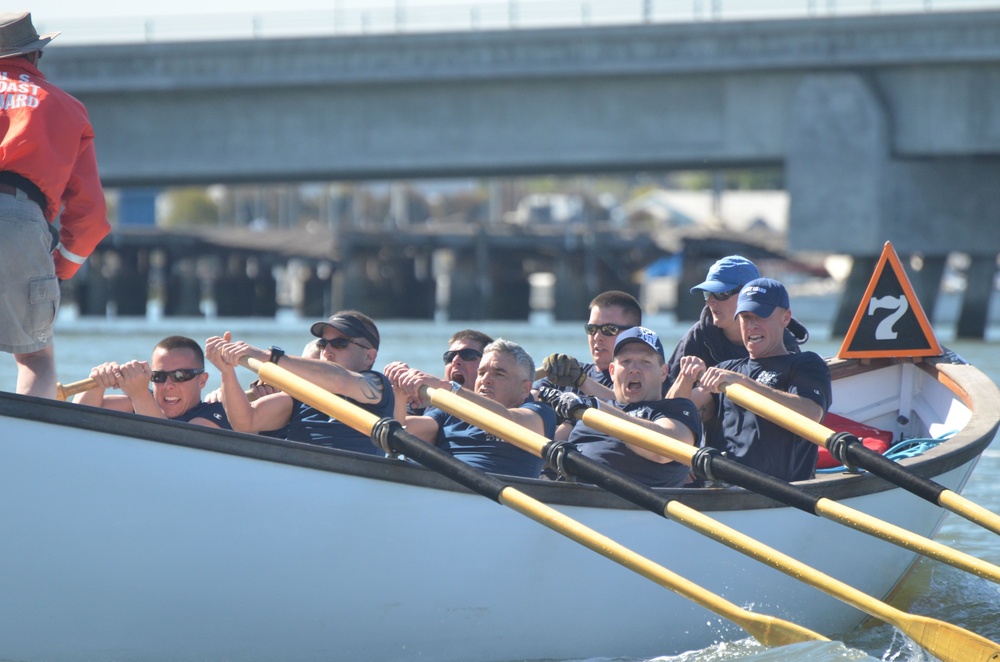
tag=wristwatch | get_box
[268,346,285,364]
[450,380,462,393]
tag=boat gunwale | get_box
[1,355,996,512]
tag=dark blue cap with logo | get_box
[690,255,761,294]
[613,326,665,360]
[734,277,790,319]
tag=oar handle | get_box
[55,378,97,401]
[58,374,259,402]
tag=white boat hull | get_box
[0,356,996,661]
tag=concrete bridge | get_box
[38,9,1000,331]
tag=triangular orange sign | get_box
[837,242,943,359]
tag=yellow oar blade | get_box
[422,388,1000,661]
[500,488,826,648]
[244,359,827,649]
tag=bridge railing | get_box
[40,0,1000,45]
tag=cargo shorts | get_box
[0,191,60,354]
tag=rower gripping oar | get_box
[723,382,1000,537]
[56,376,260,402]
[239,356,827,650]
[425,387,1000,662]
[566,402,1000,585]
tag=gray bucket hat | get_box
[0,12,59,59]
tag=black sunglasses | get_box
[443,348,483,364]
[703,287,742,302]
[317,336,370,350]
[584,323,633,337]
[150,368,204,384]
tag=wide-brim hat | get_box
[310,312,380,349]
[0,12,59,59]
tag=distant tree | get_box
[161,187,219,227]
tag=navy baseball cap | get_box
[310,312,380,349]
[613,326,665,360]
[690,255,761,294]
[734,278,790,319]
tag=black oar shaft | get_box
[835,434,945,503]
[242,358,826,648]
[723,382,1000,537]
[424,389,1000,662]
[580,407,1000,584]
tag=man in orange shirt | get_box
[0,12,110,398]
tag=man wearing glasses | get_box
[73,336,229,429]
[665,255,808,390]
[534,290,642,439]
[389,338,555,478]
[383,328,493,416]
[206,310,393,457]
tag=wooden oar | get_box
[239,356,826,650]
[56,376,260,402]
[561,402,1000,585]
[425,387,1000,662]
[55,377,98,401]
[723,382,1000,537]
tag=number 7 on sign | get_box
[868,295,908,340]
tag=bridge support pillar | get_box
[110,247,149,317]
[553,253,589,321]
[957,254,997,338]
[788,72,1000,338]
[162,252,203,317]
[908,254,946,325]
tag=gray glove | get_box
[541,353,586,388]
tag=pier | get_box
[65,222,790,322]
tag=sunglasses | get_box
[443,348,483,364]
[703,287,742,302]
[150,368,204,384]
[317,336,370,350]
[584,323,633,337]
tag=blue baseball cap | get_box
[690,255,761,294]
[734,278,790,319]
[613,326,665,360]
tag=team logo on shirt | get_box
[627,406,655,419]
[755,371,780,389]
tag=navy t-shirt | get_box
[173,400,232,429]
[713,352,831,482]
[427,398,557,478]
[568,398,702,488]
[282,371,394,457]
[665,306,806,390]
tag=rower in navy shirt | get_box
[665,255,808,391]
[391,338,556,478]
[543,327,701,488]
[207,310,392,457]
[668,278,832,482]
[533,290,643,440]
[74,335,231,430]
